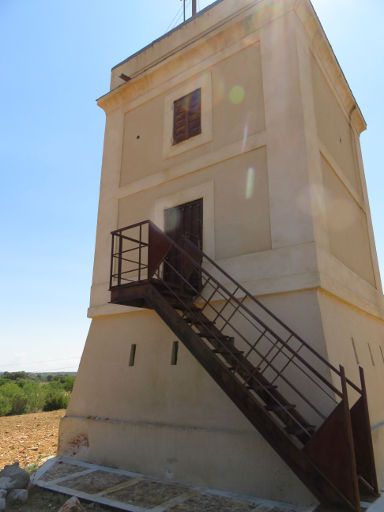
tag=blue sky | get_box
[0,0,383,372]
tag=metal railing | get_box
[110,220,362,436]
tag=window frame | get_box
[163,72,212,158]
[172,88,202,145]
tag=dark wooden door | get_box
[164,199,203,290]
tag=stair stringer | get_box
[144,283,358,510]
[186,309,315,444]
[304,402,360,511]
[350,369,380,498]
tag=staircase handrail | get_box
[111,220,361,397]
[181,237,361,396]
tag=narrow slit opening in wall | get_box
[368,342,375,367]
[171,341,179,366]
[129,344,137,367]
[351,337,360,365]
[380,346,384,365]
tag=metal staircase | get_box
[109,220,379,511]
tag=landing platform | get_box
[32,456,313,512]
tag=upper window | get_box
[163,73,212,158]
[173,89,202,145]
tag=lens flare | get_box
[166,208,181,231]
[241,116,250,152]
[229,85,245,105]
[246,167,256,199]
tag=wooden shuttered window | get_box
[173,88,202,145]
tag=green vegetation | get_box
[0,372,76,417]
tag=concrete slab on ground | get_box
[32,457,316,512]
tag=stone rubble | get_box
[0,479,11,491]
[0,462,30,508]
[7,488,29,505]
[57,496,85,511]
[0,463,30,490]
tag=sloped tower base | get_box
[60,287,384,506]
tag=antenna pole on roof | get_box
[192,0,197,17]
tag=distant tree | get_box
[43,382,68,411]
[2,371,28,381]
[23,380,45,413]
[0,382,27,415]
[62,375,75,392]
[0,372,74,417]
[0,391,11,416]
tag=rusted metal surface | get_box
[148,223,173,278]
[164,199,203,290]
[188,309,314,443]
[351,368,379,497]
[110,282,149,308]
[304,367,361,511]
[108,220,380,511]
[304,401,358,510]
[145,284,364,509]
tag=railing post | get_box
[139,224,142,282]
[109,233,115,289]
[340,365,361,512]
[358,366,379,495]
[118,234,123,287]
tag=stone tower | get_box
[60,0,384,508]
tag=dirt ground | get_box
[0,411,324,512]
[0,410,64,469]
[0,410,112,511]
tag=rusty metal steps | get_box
[144,283,363,510]
[109,221,380,512]
[212,348,244,355]
[285,423,315,437]
[266,404,296,413]
[151,279,196,297]
[198,332,234,341]
[184,309,314,445]
[182,311,213,323]
[246,383,276,391]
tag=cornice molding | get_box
[99,0,366,137]
[109,0,297,86]
[97,0,296,113]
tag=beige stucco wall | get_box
[120,44,265,187]
[62,288,384,501]
[89,1,331,317]
[312,56,363,200]
[311,55,377,288]
[118,147,271,260]
[318,290,384,484]
[61,289,331,506]
[320,155,376,286]
[61,0,384,505]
